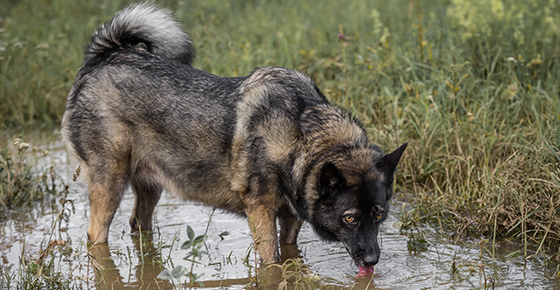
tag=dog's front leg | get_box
[244,201,280,263]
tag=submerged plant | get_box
[158,225,209,287]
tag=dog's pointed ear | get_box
[320,162,346,190]
[318,162,346,206]
[376,142,407,184]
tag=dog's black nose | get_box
[363,254,379,266]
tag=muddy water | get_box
[1,132,560,289]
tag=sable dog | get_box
[61,3,407,274]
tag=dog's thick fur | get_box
[61,3,407,269]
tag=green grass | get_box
[0,136,59,211]
[2,0,560,257]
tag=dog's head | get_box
[310,142,407,270]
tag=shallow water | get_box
[1,131,559,289]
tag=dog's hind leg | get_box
[87,164,130,244]
[129,165,163,233]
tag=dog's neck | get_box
[299,104,368,158]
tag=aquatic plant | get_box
[158,225,209,287]
[270,258,320,290]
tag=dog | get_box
[60,3,407,274]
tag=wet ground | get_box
[1,131,559,289]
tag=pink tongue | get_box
[357,265,375,278]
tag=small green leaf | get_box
[28,261,40,275]
[187,225,195,240]
[181,240,193,250]
[171,266,186,279]
[157,269,173,280]
[193,235,207,245]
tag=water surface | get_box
[1,131,559,289]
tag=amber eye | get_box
[376,213,383,220]
[344,215,356,224]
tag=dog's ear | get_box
[376,142,407,193]
[318,162,346,206]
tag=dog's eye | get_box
[376,213,383,220]
[344,215,357,224]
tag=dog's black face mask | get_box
[312,143,407,271]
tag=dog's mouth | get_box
[357,265,375,277]
[356,258,376,278]
[342,242,376,278]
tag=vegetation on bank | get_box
[1,0,559,266]
[0,137,59,211]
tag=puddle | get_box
[1,131,560,289]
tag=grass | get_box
[0,136,59,211]
[1,0,560,276]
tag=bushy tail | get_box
[85,2,195,65]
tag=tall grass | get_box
[2,0,560,251]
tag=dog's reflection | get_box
[89,233,172,290]
[88,233,316,289]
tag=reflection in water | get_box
[89,234,173,290]
[279,243,301,262]
[87,235,307,289]
[89,243,123,289]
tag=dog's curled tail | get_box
[85,2,195,65]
